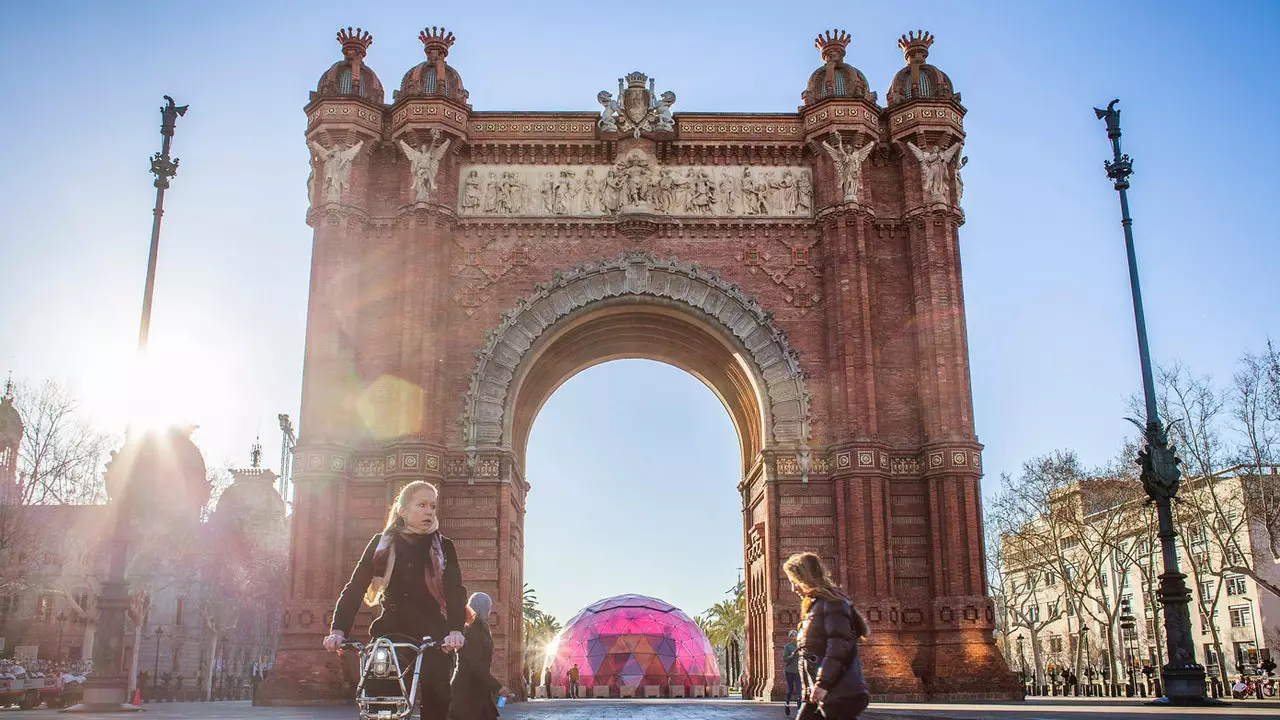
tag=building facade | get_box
[998,469,1279,688]
[261,24,1018,703]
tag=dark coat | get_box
[797,597,869,717]
[332,531,468,642]
[449,621,502,720]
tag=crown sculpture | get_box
[815,29,851,63]
[898,29,934,62]
[337,26,373,59]
[419,26,455,90]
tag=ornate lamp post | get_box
[150,626,165,702]
[55,611,67,661]
[1094,100,1214,704]
[63,96,187,714]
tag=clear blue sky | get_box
[1,1,1277,623]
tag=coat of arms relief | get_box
[597,71,676,138]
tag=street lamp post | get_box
[1120,611,1137,696]
[56,612,67,661]
[62,96,187,714]
[150,626,165,703]
[1094,100,1214,705]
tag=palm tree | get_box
[702,593,745,687]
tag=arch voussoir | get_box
[460,250,812,449]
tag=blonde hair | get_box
[783,552,868,638]
[382,480,439,533]
[783,552,845,602]
[363,481,440,606]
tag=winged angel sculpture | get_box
[399,128,453,202]
[822,133,876,203]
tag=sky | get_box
[1,1,1278,624]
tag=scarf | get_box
[363,517,448,618]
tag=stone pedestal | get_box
[669,685,685,698]
[590,686,610,698]
[643,685,660,698]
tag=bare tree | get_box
[988,452,1096,682]
[13,379,112,505]
[1234,345,1280,565]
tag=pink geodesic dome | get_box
[543,594,721,693]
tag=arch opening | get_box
[510,301,766,476]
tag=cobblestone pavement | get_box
[8,698,1275,719]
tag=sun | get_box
[92,326,236,436]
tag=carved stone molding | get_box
[456,160,814,219]
[460,251,812,448]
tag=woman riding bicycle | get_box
[323,481,468,720]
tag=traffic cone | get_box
[132,687,143,705]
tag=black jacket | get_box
[332,532,467,642]
[449,621,502,720]
[797,597,868,704]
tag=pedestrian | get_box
[784,552,870,720]
[567,663,581,698]
[323,481,469,720]
[543,666,552,698]
[449,592,508,720]
[782,629,801,715]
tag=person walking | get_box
[543,666,552,698]
[450,593,507,720]
[782,629,801,715]
[784,552,870,719]
[567,663,581,698]
[323,481,469,720]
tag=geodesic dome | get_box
[543,594,721,694]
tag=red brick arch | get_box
[460,251,813,469]
[259,28,1021,705]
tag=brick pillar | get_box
[904,204,1019,698]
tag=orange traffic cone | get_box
[132,687,142,705]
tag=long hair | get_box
[363,481,441,607]
[783,552,869,638]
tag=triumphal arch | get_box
[258,24,1019,703]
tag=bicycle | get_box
[340,634,442,720]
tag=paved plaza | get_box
[9,698,1277,719]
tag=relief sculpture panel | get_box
[458,153,814,219]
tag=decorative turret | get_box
[313,26,384,104]
[803,29,874,106]
[0,376,23,505]
[886,30,959,107]
[398,26,469,104]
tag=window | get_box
[1026,604,1040,623]
[1063,564,1077,581]
[1009,575,1019,593]
[1226,575,1247,596]
[0,446,10,468]
[833,71,847,97]
[36,594,53,622]
[1043,570,1055,586]
[1120,595,1133,614]
[1100,572,1108,588]
[1060,537,1079,551]
[424,67,438,94]
[1049,600,1060,617]
[1226,546,1246,565]
[1067,601,1076,617]
[1200,613,1212,634]
[0,595,16,619]
[918,72,932,97]
[1049,636,1064,653]
[1199,581,1214,604]
[1119,572,1129,589]
[1229,605,1251,629]
[338,67,353,95]
[1203,643,1220,667]
[1145,619,1156,637]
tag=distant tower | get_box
[0,376,23,505]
